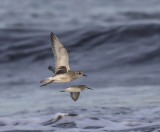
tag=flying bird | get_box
[40,32,86,87]
[60,85,93,101]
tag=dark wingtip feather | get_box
[50,32,54,35]
[50,32,55,43]
[50,32,56,37]
[70,92,80,101]
[68,113,78,116]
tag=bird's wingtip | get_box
[50,32,56,42]
[50,32,57,40]
[50,32,54,36]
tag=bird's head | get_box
[75,71,87,77]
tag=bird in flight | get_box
[60,85,93,101]
[40,32,87,87]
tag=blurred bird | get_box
[40,32,87,87]
[41,113,78,125]
[60,85,93,101]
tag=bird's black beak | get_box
[87,87,93,90]
[83,74,87,76]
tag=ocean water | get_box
[0,0,160,131]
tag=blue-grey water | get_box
[0,0,160,131]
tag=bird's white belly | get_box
[66,87,82,92]
[52,74,72,82]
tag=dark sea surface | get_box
[0,0,160,131]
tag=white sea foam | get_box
[0,107,160,131]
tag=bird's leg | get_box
[40,80,54,87]
[48,66,55,73]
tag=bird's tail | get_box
[40,77,53,83]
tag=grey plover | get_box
[40,32,86,87]
[60,85,93,101]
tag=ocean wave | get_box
[0,23,160,67]
[121,11,160,20]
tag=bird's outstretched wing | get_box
[70,92,80,101]
[50,32,70,73]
